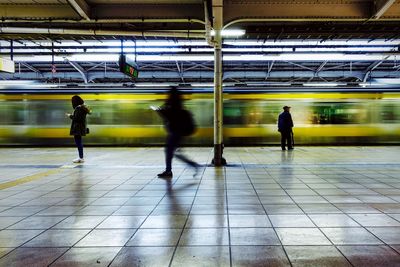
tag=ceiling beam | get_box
[67,0,91,20]
[93,4,203,20]
[1,70,383,82]
[68,61,88,83]
[316,61,328,73]
[265,61,274,81]
[1,2,400,24]
[20,62,41,74]
[362,60,385,82]
[307,61,327,82]
[0,5,78,19]
[268,61,275,74]
[373,0,397,19]
[176,61,185,83]
[0,4,204,22]
[0,26,204,39]
[223,2,372,26]
[184,62,213,72]
[285,61,315,72]
[87,62,106,71]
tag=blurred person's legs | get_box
[175,149,200,176]
[281,131,293,150]
[288,132,294,149]
[166,133,180,171]
[280,132,287,150]
[73,135,84,163]
[159,133,180,178]
[175,151,198,167]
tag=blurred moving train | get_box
[0,87,399,145]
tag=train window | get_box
[260,104,282,124]
[311,103,367,124]
[381,103,399,123]
[0,103,24,124]
[224,103,244,125]
[186,100,212,127]
[16,103,31,125]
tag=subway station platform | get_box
[0,147,400,266]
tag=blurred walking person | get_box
[153,87,199,178]
[67,95,91,163]
[278,106,294,150]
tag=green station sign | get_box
[119,55,139,78]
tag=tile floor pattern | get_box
[0,147,399,266]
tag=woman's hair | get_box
[166,87,182,109]
[71,95,84,109]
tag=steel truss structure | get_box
[1,40,400,85]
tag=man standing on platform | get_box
[278,106,294,150]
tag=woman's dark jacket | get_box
[158,106,182,135]
[69,105,90,136]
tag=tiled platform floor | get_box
[0,147,400,266]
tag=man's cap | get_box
[283,106,291,109]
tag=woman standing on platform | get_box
[66,95,90,163]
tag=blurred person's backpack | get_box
[179,109,196,136]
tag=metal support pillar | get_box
[212,44,226,166]
[210,0,226,166]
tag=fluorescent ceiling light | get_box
[137,55,214,61]
[6,47,394,54]
[29,84,59,88]
[303,83,344,87]
[211,29,246,37]
[0,80,35,85]
[246,82,292,86]
[87,48,188,53]
[10,40,208,47]
[68,54,119,62]
[0,80,58,88]
[12,53,399,62]
[373,78,400,85]
[359,83,370,87]
[224,53,398,61]
[190,83,214,87]
[134,83,173,87]
[295,47,394,52]
[224,39,400,46]
[6,39,400,48]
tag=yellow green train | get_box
[0,88,399,145]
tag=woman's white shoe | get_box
[73,158,84,163]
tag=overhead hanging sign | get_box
[0,58,15,73]
[119,55,139,79]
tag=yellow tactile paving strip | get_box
[0,168,63,190]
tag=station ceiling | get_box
[1,0,400,40]
[1,0,400,21]
[1,0,400,87]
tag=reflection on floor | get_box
[0,147,399,266]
